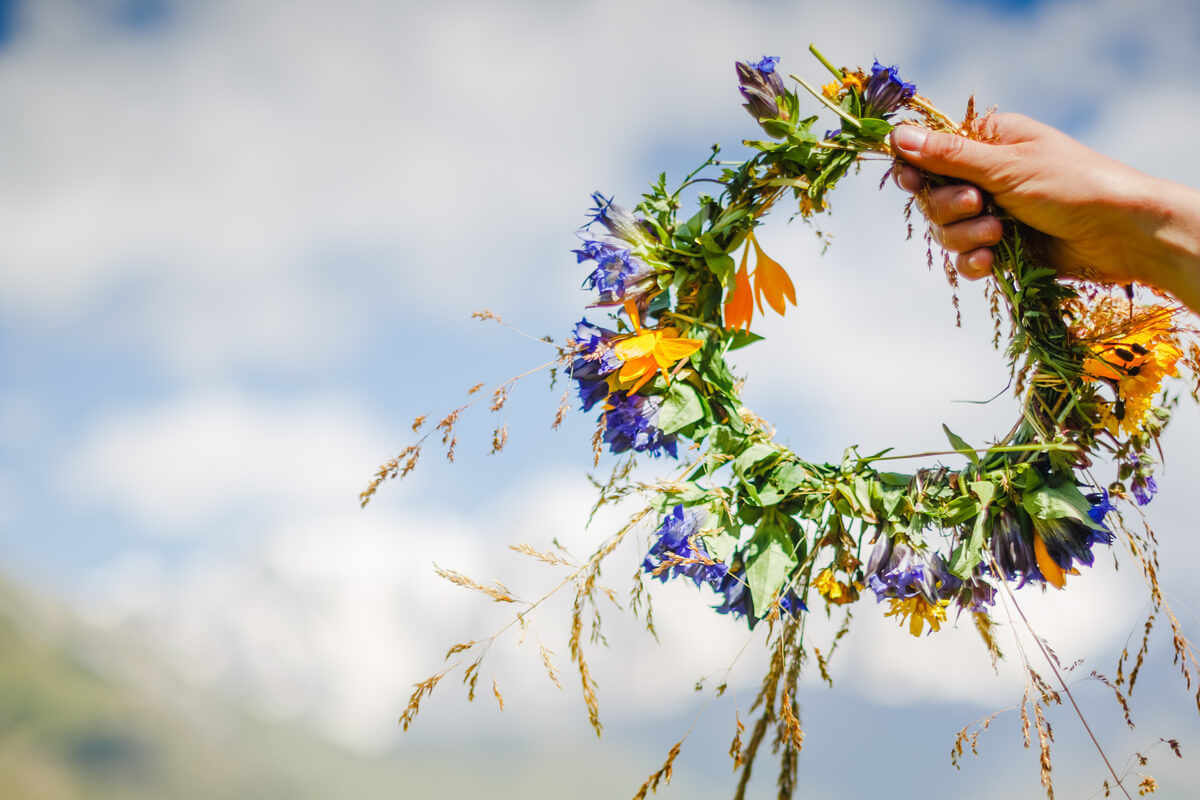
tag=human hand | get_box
[889,113,1200,312]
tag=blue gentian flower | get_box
[643,506,728,588]
[1086,488,1117,523]
[573,239,655,304]
[862,60,915,118]
[583,192,649,246]
[602,392,678,457]
[779,588,808,617]
[570,318,621,412]
[1132,474,1158,506]
[989,508,1042,587]
[958,572,996,612]
[735,56,787,124]
[713,567,756,626]
[866,537,961,602]
[752,55,780,74]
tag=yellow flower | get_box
[1077,303,1183,437]
[613,299,703,394]
[821,81,840,100]
[813,568,859,605]
[884,596,948,637]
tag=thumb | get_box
[890,126,1013,194]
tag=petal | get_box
[614,332,657,360]
[653,336,703,367]
[1033,535,1066,590]
[724,248,755,332]
[751,236,796,316]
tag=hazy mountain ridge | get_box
[0,575,423,800]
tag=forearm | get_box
[1131,177,1200,312]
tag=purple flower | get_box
[574,239,655,304]
[643,506,727,587]
[958,572,996,612]
[710,563,805,631]
[602,392,678,457]
[863,60,915,118]
[866,536,961,602]
[583,192,649,245]
[570,318,620,412]
[735,56,787,124]
[779,588,808,617]
[713,567,756,626]
[989,508,1041,587]
[1086,488,1117,523]
[751,55,780,74]
[1132,474,1158,506]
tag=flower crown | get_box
[367,46,1200,799]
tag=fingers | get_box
[890,125,1012,194]
[956,248,995,281]
[930,215,1004,254]
[893,165,1000,280]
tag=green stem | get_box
[860,442,1081,464]
[807,44,844,81]
[788,73,861,130]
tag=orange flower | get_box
[1033,536,1066,590]
[722,231,796,331]
[750,233,796,315]
[723,244,754,332]
[1077,303,1183,437]
[613,300,703,394]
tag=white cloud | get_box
[66,390,392,534]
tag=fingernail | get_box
[972,218,998,244]
[891,126,927,155]
[950,189,979,215]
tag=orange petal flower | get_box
[1033,536,1066,590]
[750,233,796,316]
[1078,304,1184,437]
[613,303,702,394]
[723,242,754,332]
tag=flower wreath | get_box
[366,47,1200,798]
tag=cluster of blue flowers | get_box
[574,240,653,305]
[602,393,678,457]
[866,538,993,610]
[642,506,806,629]
[574,193,657,305]
[862,60,916,118]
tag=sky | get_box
[2,0,1200,796]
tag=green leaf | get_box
[733,443,776,477]
[941,495,980,526]
[657,382,705,435]
[950,507,990,579]
[704,251,736,286]
[1022,484,1107,531]
[942,424,980,467]
[770,462,810,497]
[710,208,749,236]
[856,117,893,142]
[745,519,796,615]
[727,330,764,351]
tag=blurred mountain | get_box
[0,574,428,800]
[0,575,731,800]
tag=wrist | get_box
[1135,177,1200,311]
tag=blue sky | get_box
[2,0,1200,796]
